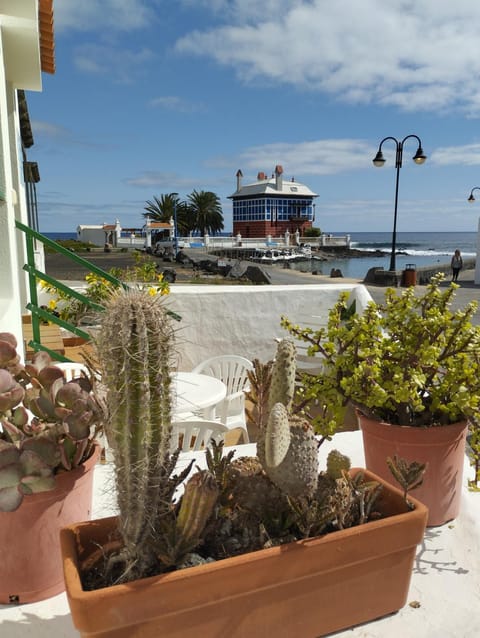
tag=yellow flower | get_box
[148,287,157,296]
[48,299,57,310]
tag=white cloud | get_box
[30,121,71,140]
[431,144,480,166]
[54,0,156,32]
[73,45,153,83]
[175,0,480,114]
[148,96,205,113]
[208,139,375,175]
[124,172,200,189]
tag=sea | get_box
[44,231,478,280]
[292,231,478,279]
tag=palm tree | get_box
[143,193,179,223]
[143,193,194,237]
[187,190,224,236]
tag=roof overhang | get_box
[0,0,55,90]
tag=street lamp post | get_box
[468,187,480,203]
[172,192,179,257]
[372,135,427,271]
[467,188,480,285]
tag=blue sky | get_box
[25,0,480,234]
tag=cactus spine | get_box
[95,288,176,579]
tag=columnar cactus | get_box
[94,288,178,579]
[258,339,319,498]
[268,339,297,413]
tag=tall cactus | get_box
[94,288,177,579]
[258,339,319,498]
[268,339,297,412]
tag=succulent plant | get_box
[282,274,480,429]
[0,332,104,511]
[254,339,319,498]
[81,303,387,591]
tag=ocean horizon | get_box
[43,230,478,280]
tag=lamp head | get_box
[372,150,386,167]
[468,194,476,203]
[412,147,427,164]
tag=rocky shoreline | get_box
[45,246,381,281]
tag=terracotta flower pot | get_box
[358,413,468,527]
[0,443,100,604]
[60,468,428,638]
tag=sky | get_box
[24,0,480,234]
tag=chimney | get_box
[275,165,284,191]
[236,169,243,191]
[257,171,267,180]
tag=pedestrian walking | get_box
[451,249,463,282]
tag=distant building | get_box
[228,165,318,238]
[76,217,174,248]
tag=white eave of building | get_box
[229,178,317,199]
[1,0,44,90]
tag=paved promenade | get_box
[263,264,480,325]
[364,268,480,325]
[45,251,480,325]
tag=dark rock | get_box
[227,261,246,279]
[175,250,192,264]
[162,268,177,283]
[330,268,343,278]
[243,265,271,284]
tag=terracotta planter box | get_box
[358,413,468,526]
[61,468,428,638]
[0,443,100,604]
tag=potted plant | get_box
[60,288,427,638]
[0,332,104,603]
[282,273,480,526]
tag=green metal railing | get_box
[16,220,126,361]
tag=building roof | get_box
[39,0,55,74]
[147,222,172,229]
[230,176,317,198]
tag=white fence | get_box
[116,234,351,252]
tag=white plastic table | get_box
[173,372,226,419]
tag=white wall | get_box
[0,46,23,347]
[77,228,106,246]
[167,284,372,370]
[0,2,44,355]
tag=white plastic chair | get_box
[53,361,91,382]
[171,420,229,452]
[192,355,253,443]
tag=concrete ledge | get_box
[364,258,476,287]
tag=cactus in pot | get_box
[79,307,401,589]
[256,339,319,498]
[92,288,217,583]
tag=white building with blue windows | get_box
[229,165,318,239]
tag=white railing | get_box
[115,234,351,251]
